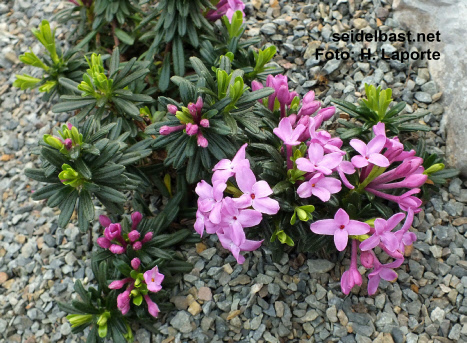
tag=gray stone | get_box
[414,92,433,103]
[307,259,335,274]
[170,311,193,333]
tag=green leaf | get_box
[96,185,127,203]
[173,36,185,76]
[52,97,97,113]
[113,68,149,89]
[114,28,135,45]
[92,164,125,180]
[79,190,94,221]
[58,189,78,227]
[159,52,171,92]
[31,183,65,200]
[47,186,75,208]
[74,159,92,179]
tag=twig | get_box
[112,20,119,48]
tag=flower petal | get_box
[296,157,315,173]
[367,135,386,155]
[379,268,398,281]
[240,239,263,251]
[312,186,331,202]
[359,235,381,251]
[381,232,399,252]
[144,295,160,318]
[367,274,381,295]
[252,180,273,198]
[310,219,339,235]
[297,182,313,198]
[334,228,349,251]
[252,197,280,215]
[346,220,371,235]
[349,138,368,156]
[368,153,390,167]
[237,209,263,227]
[235,167,256,193]
[334,208,349,226]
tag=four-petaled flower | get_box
[144,266,165,293]
[350,135,390,168]
[273,117,306,146]
[359,212,405,252]
[234,167,280,215]
[296,143,343,175]
[297,173,342,202]
[309,208,370,251]
[367,258,404,295]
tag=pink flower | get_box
[128,230,140,242]
[197,133,208,147]
[206,0,245,22]
[104,223,122,241]
[213,143,250,182]
[131,258,141,270]
[143,266,164,293]
[131,212,142,229]
[341,240,362,294]
[141,232,153,243]
[336,161,356,189]
[160,125,185,135]
[167,104,178,114]
[359,212,405,252]
[297,173,342,202]
[350,135,390,168]
[217,228,263,264]
[316,106,336,121]
[109,277,133,290]
[109,244,125,254]
[96,237,111,249]
[366,188,422,212]
[132,241,142,250]
[360,250,375,268]
[220,197,263,246]
[367,258,403,295]
[99,215,112,228]
[186,123,199,136]
[273,117,307,146]
[196,180,226,224]
[296,143,343,175]
[117,285,133,315]
[309,208,370,251]
[144,295,160,318]
[233,167,280,215]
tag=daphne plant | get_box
[14,20,88,100]
[145,56,274,183]
[332,84,431,139]
[52,48,153,136]
[26,119,152,230]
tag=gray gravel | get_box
[1,0,467,343]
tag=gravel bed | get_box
[1,0,467,343]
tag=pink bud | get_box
[131,212,143,229]
[132,241,143,250]
[64,138,72,150]
[167,104,178,114]
[317,106,336,121]
[288,91,298,105]
[197,133,208,148]
[128,230,141,242]
[303,91,315,104]
[160,125,185,135]
[276,85,290,105]
[97,237,112,249]
[109,277,132,289]
[195,97,204,114]
[109,244,126,254]
[299,101,321,117]
[251,80,264,92]
[67,122,73,130]
[360,251,374,268]
[131,258,141,270]
[99,215,112,228]
[186,123,199,136]
[142,232,153,243]
[104,223,122,241]
[188,103,197,117]
[200,119,210,128]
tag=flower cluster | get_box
[160,97,209,148]
[354,123,427,213]
[195,144,280,263]
[109,258,164,318]
[206,0,246,23]
[96,212,153,254]
[43,123,83,157]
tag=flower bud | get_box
[276,85,290,105]
[360,251,374,268]
[96,237,112,249]
[251,80,263,91]
[99,215,112,228]
[131,212,143,229]
[44,135,63,149]
[195,97,204,114]
[67,122,73,130]
[132,241,143,250]
[160,125,185,135]
[200,119,210,128]
[186,123,199,136]
[317,106,336,121]
[128,230,141,242]
[109,244,125,254]
[67,314,93,328]
[64,138,72,150]
[303,90,315,104]
[131,258,141,270]
[141,232,153,243]
[423,163,445,175]
[197,133,208,148]
[104,223,122,240]
[187,103,197,117]
[167,104,178,114]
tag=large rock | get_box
[393,0,467,176]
